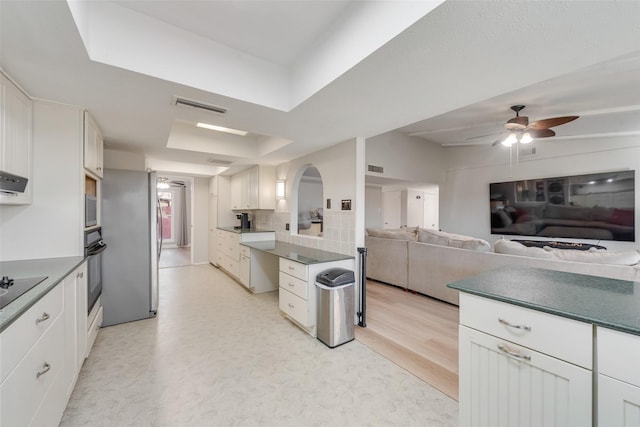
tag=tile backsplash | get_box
[253,210,355,256]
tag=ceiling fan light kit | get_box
[492,105,579,147]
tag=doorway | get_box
[157,175,194,268]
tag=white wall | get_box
[192,177,209,264]
[0,100,84,261]
[365,130,445,183]
[441,135,640,251]
[365,185,383,228]
[273,139,359,255]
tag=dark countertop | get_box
[0,256,85,332]
[241,241,353,265]
[448,265,640,336]
[217,227,275,234]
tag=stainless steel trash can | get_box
[316,268,355,348]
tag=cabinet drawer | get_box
[222,256,239,278]
[1,285,63,383]
[0,316,65,427]
[598,327,640,386]
[460,293,592,369]
[240,245,250,257]
[279,288,310,326]
[279,271,308,300]
[279,258,308,281]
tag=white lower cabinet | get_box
[0,304,65,427]
[63,262,87,400]
[598,327,640,425]
[278,257,353,337]
[216,229,274,290]
[459,325,592,427]
[458,293,592,427]
[0,261,90,427]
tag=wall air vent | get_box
[175,97,227,115]
[205,158,233,165]
[368,165,384,173]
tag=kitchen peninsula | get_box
[448,265,640,427]
[241,240,354,337]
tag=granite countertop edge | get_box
[217,226,275,234]
[241,241,354,265]
[448,266,640,337]
[0,256,86,333]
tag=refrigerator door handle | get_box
[157,199,163,258]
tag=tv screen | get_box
[490,170,635,242]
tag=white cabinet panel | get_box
[459,325,591,427]
[1,72,33,205]
[599,374,640,427]
[230,165,275,210]
[83,111,103,178]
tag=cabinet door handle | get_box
[77,272,84,278]
[288,266,295,270]
[498,344,531,361]
[36,362,51,379]
[288,303,295,308]
[288,282,295,287]
[498,318,531,332]
[35,312,50,325]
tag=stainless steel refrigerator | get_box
[101,169,160,326]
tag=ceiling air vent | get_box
[175,97,227,115]
[368,165,384,173]
[205,157,233,165]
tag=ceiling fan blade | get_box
[491,137,505,147]
[528,116,579,130]
[529,128,555,138]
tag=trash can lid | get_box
[316,268,355,287]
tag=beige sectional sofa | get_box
[365,228,640,306]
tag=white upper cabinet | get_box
[83,111,103,178]
[0,72,33,205]
[230,165,275,210]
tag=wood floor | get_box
[355,280,460,400]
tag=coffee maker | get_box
[236,212,251,229]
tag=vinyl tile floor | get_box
[60,264,458,427]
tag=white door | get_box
[382,190,401,229]
[406,190,424,228]
[423,192,439,230]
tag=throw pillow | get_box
[609,208,634,226]
[493,238,557,259]
[366,228,416,241]
[546,248,640,265]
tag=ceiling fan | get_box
[490,105,579,147]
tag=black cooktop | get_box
[0,276,48,309]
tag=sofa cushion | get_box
[493,238,557,259]
[543,204,592,221]
[545,247,640,266]
[366,228,416,241]
[417,228,491,252]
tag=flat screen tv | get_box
[490,170,635,242]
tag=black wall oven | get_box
[85,227,106,314]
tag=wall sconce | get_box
[276,179,286,199]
